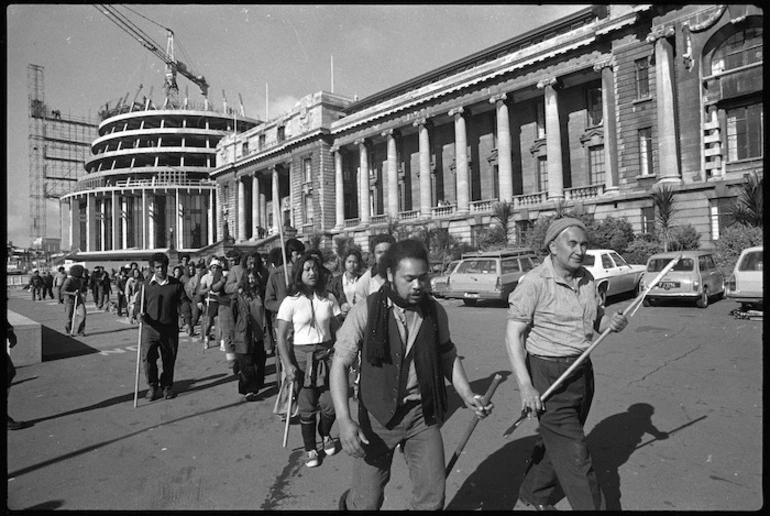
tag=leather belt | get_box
[529,353,583,364]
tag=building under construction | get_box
[27,64,98,250]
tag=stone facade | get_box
[214,5,763,253]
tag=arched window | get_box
[710,26,763,75]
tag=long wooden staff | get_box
[503,255,683,438]
[133,284,146,408]
[282,380,294,448]
[273,167,289,415]
[202,291,211,351]
[70,293,79,337]
[446,373,503,476]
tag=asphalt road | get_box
[6,288,763,510]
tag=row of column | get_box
[66,188,217,251]
[233,165,288,242]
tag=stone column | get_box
[286,163,295,228]
[176,189,183,249]
[252,174,260,237]
[490,93,513,202]
[271,166,280,233]
[383,129,399,219]
[206,189,217,245]
[237,177,246,241]
[142,190,149,249]
[647,26,681,184]
[121,197,129,249]
[147,195,156,249]
[594,61,619,194]
[538,77,564,200]
[259,181,267,234]
[332,147,345,229]
[85,194,93,252]
[413,118,432,217]
[111,191,119,251]
[356,138,371,224]
[68,200,76,250]
[449,107,470,213]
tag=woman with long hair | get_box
[276,252,341,468]
[328,248,363,319]
[231,269,268,400]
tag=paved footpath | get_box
[6,289,511,511]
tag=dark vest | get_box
[359,294,448,429]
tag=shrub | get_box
[622,237,661,265]
[713,223,763,273]
[592,217,635,254]
[668,224,701,251]
[476,225,507,250]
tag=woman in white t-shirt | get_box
[276,252,342,468]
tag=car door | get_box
[608,251,633,294]
[701,254,723,294]
[598,252,621,296]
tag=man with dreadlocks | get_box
[330,239,492,510]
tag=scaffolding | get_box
[27,64,98,245]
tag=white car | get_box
[582,249,646,305]
[725,245,763,310]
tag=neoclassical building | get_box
[105,5,762,258]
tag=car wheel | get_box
[696,287,709,308]
[463,299,477,307]
[643,297,652,307]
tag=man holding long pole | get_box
[505,218,627,511]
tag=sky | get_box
[5,4,588,248]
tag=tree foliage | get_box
[668,224,701,251]
[491,201,515,245]
[591,217,635,254]
[728,172,763,228]
[651,184,678,252]
[713,223,763,273]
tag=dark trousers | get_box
[97,285,110,308]
[519,355,602,510]
[116,293,126,316]
[64,297,86,334]
[7,352,16,389]
[31,286,43,300]
[235,340,267,395]
[141,323,179,388]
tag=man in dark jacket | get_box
[43,271,55,299]
[139,252,186,401]
[330,239,492,510]
[28,270,44,301]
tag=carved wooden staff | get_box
[133,285,146,408]
[503,255,682,438]
[446,373,503,476]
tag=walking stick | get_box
[70,294,79,336]
[503,255,683,438]
[282,379,294,448]
[202,292,211,350]
[446,373,503,476]
[133,285,146,409]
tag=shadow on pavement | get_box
[588,404,707,511]
[26,373,234,426]
[74,326,138,337]
[445,434,538,510]
[8,399,245,479]
[41,326,100,361]
[21,501,65,510]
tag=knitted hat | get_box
[543,217,587,252]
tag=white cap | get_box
[209,258,222,268]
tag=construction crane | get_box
[93,4,209,109]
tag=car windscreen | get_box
[501,259,521,274]
[582,255,596,266]
[456,259,496,274]
[647,258,694,272]
[738,251,763,272]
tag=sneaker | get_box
[7,417,32,431]
[77,331,86,337]
[146,386,162,401]
[323,436,338,456]
[163,387,176,399]
[305,449,320,468]
[245,392,259,402]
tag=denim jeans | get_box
[519,354,603,510]
[347,400,445,510]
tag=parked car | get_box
[641,251,725,308]
[429,260,460,298]
[444,248,540,306]
[582,249,646,305]
[725,245,763,310]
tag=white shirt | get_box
[277,293,341,345]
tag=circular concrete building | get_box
[60,102,259,255]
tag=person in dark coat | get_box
[62,265,87,336]
[7,320,32,430]
[231,269,268,400]
[43,271,55,299]
[28,270,44,301]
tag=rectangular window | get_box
[536,101,546,139]
[638,128,653,176]
[258,134,266,150]
[641,206,655,235]
[537,156,548,193]
[303,157,312,183]
[710,197,736,240]
[277,126,285,143]
[635,58,650,99]
[726,102,763,161]
[588,145,605,185]
[586,87,603,127]
[304,194,314,225]
[241,141,249,156]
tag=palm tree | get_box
[491,200,515,245]
[728,171,763,228]
[651,183,677,252]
